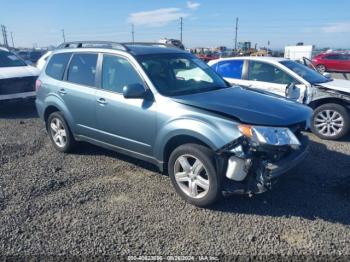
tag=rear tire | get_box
[47,112,76,152]
[168,143,221,207]
[311,103,349,140]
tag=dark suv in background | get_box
[35,41,311,207]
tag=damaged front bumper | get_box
[218,134,309,195]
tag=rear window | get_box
[67,53,98,87]
[46,53,72,80]
[0,50,27,67]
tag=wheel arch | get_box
[309,97,350,111]
[43,96,75,131]
[162,135,213,169]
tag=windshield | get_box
[137,53,228,96]
[280,60,331,84]
[0,50,27,67]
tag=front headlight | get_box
[239,124,300,147]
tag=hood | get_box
[173,87,312,126]
[317,79,350,94]
[0,65,39,80]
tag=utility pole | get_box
[267,40,270,56]
[61,29,66,43]
[234,17,238,51]
[131,24,135,43]
[10,32,14,48]
[180,17,183,43]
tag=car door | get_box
[95,54,156,156]
[344,54,350,72]
[61,52,99,137]
[245,60,303,101]
[323,54,342,71]
[211,59,247,86]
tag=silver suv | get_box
[36,41,311,207]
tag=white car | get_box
[36,51,52,71]
[0,47,39,101]
[208,56,350,140]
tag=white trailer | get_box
[284,45,313,61]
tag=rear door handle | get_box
[58,88,67,95]
[97,98,108,105]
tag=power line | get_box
[180,17,183,43]
[234,17,238,51]
[61,29,66,43]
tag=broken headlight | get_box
[238,124,300,147]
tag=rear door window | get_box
[217,60,243,79]
[46,53,72,80]
[67,53,98,87]
[248,60,295,84]
[325,54,342,60]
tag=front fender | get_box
[154,117,239,162]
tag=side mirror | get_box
[285,82,296,96]
[323,72,331,78]
[285,82,299,100]
[123,83,146,99]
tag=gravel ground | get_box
[0,100,349,259]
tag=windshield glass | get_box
[0,50,27,67]
[137,53,227,96]
[280,60,331,84]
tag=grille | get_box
[0,76,37,95]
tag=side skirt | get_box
[74,134,164,172]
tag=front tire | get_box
[47,112,76,152]
[168,143,221,207]
[316,64,326,74]
[311,103,350,140]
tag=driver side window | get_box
[248,61,295,85]
[102,55,143,93]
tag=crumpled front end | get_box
[217,122,309,195]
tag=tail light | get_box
[35,79,42,92]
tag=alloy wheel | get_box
[173,154,210,199]
[50,117,67,148]
[314,109,344,137]
[316,64,326,73]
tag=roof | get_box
[208,56,288,65]
[55,41,187,56]
[125,44,186,56]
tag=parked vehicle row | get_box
[35,42,312,207]
[208,57,350,140]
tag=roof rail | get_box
[57,41,129,51]
[121,42,176,48]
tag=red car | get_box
[312,52,350,73]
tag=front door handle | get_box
[97,98,108,105]
[58,88,67,95]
